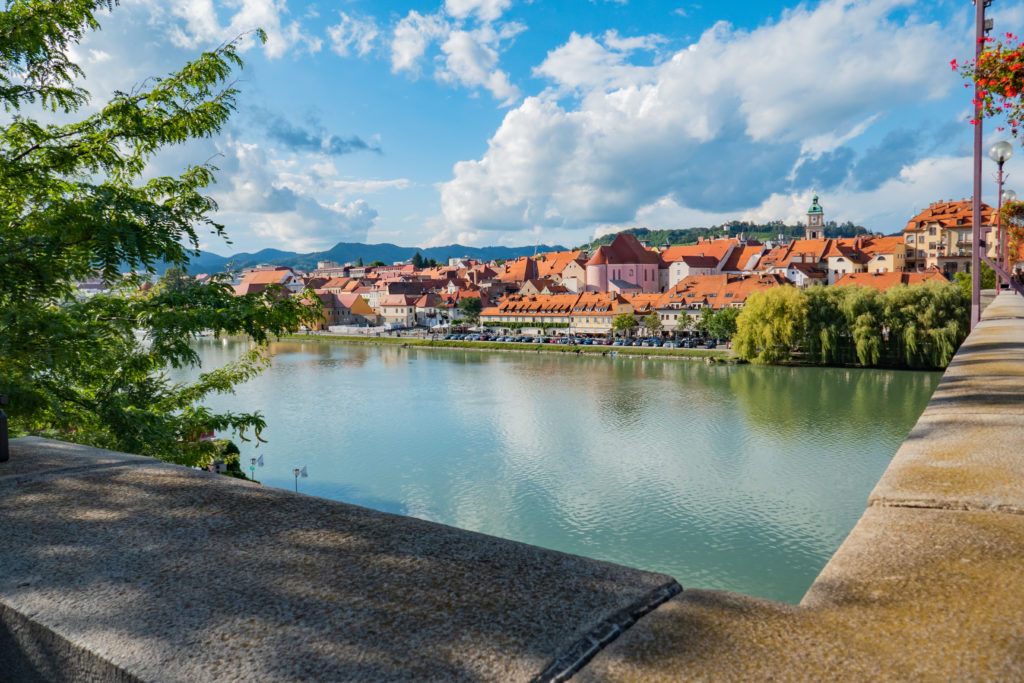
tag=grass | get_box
[280,334,731,360]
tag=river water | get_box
[180,338,939,604]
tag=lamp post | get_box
[971,0,991,328]
[989,141,1013,292]
[292,465,307,492]
[999,187,1015,282]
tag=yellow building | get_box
[903,200,995,274]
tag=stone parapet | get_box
[0,437,677,681]
[3,295,1024,680]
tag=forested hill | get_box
[179,241,567,275]
[576,221,873,251]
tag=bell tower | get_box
[806,193,824,240]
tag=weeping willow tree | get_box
[735,281,967,369]
[733,286,807,364]
[882,282,969,369]
[802,286,848,364]
[843,286,885,367]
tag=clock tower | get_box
[806,193,824,240]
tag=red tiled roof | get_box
[833,271,948,291]
[585,233,662,266]
[904,199,994,232]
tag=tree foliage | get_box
[733,287,807,364]
[0,1,316,465]
[695,307,739,340]
[643,311,662,334]
[611,312,638,335]
[457,296,482,322]
[734,282,968,368]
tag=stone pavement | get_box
[2,295,1023,681]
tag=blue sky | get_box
[62,0,1024,254]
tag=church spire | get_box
[806,192,824,240]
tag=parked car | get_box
[612,340,624,346]
[705,340,716,349]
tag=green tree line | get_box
[577,221,871,251]
[733,282,968,369]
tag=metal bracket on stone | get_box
[0,395,8,463]
[531,580,682,683]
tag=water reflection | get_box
[178,339,940,604]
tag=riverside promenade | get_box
[2,295,1023,680]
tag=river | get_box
[178,338,939,604]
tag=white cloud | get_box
[390,4,524,104]
[744,156,977,233]
[327,12,379,58]
[533,32,653,93]
[391,10,448,73]
[438,28,521,104]
[601,29,665,53]
[164,0,322,59]
[212,140,380,251]
[438,0,955,238]
[444,0,512,23]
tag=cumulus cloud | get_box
[742,155,976,232]
[438,0,955,238]
[391,10,449,73]
[162,0,321,58]
[445,0,512,23]
[327,12,379,57]
[212,140,380,251]
[390,3,523,104]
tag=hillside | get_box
[576,221,873,251]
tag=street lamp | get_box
[293,465,308,492]
[1003,188,1018,282]
[990,141,1013,292]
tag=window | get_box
[929,227,936,236]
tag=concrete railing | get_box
[3,295,1024,680]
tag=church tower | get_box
[806,193,824,240]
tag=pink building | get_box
[585,233,662,293]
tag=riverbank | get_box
[280,333,733,361]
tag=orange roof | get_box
[660,238,737,265]
[585,233,661,266]
[857,235,907,256]
[627,293,669,312]
[535,250,585,278]
[904,199,994,232]
[495,257,538,283]
[721,245,765,272]
[572,292,631,313]
[665,273,789,309]
[239,269,295,285]
[833,271,948,291]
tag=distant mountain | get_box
[178,241,567,275]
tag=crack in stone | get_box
[869,498,1024,516]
